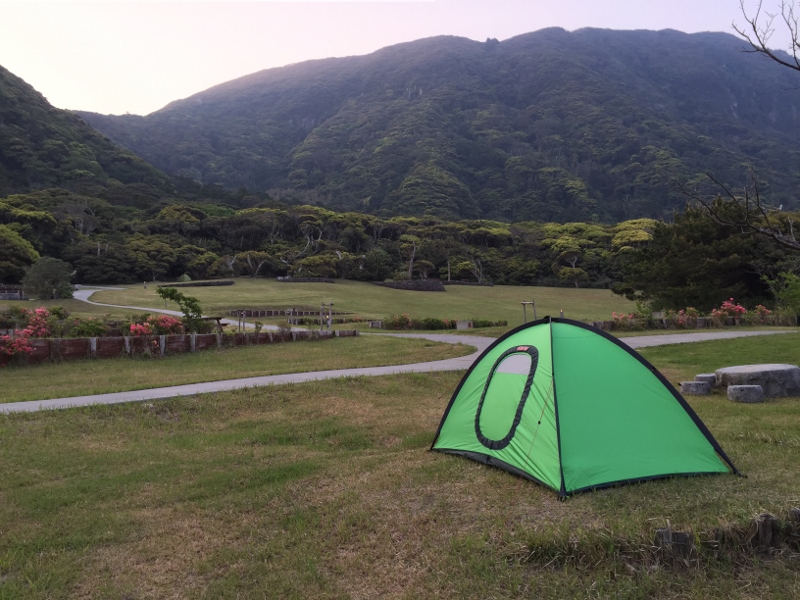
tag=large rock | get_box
[715,364,800,398]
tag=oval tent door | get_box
[475,346,539,450]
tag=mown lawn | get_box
[87,279,636,326]
[0,297,144,321]
[0,335,474,403]
[0,335,798,598]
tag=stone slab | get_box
[715,364,800,398]
[728,385,764,403]
[694,373,717,387]
[681,381,710,395]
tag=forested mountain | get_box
[79,28,800,222]
[0,66,171,201]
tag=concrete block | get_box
[681,381,710,395]
[694,373,716,387]
[728,385,764,403]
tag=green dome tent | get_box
[431,317,739,496]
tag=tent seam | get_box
[550,317,568,498]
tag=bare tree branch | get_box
[677,172,800,251]
[734,0,800,71]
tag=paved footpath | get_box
[72,287,290,331]
[0,289,794,413]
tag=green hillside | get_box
[79,28,800,221]
[0,66,170,199]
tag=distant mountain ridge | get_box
[78,28,800,221]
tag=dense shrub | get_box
[71,318,111,337]
[383,315,507,330]
[384,314,413,330]
[156,280,234,288]
[471,319,508,328]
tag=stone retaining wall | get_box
[0,291,26,300]
[14,329,358,365]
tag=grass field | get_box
[0,334,799,598]
[0,297,145,321]
[86,279,636,327]
[0,335,474,403]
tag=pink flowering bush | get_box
[611,311,635,329]
[147,315,184,335]
[711,298,746,325]
[385,313,413,330]
[676,307,699,328]
[128,315,184,336]
[18,308,53,339]
[753,304,772,317]
[747,304,773,325]
[0,332,33,365]
[609,311,638,331]
[4,309,117,337]
[713,298,747,318]
[129,322,153,336]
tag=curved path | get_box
[0,289,794,413]
[72,286,291,331]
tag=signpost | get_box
[521,300,537,323]
[321,302,334,331]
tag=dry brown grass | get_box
[2,337,800,598]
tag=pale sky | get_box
[0,0,784,116]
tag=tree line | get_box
[3,185,799,315]
[0,188,652,289]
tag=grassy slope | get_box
[88,279,636,326]
[0,335,799,598]
[0,297,145,321]
[0,336,473,403]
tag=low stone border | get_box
[442,281,494,287]
[0,287,26,300]
[370,280,446,292]
[11,329,359,366]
